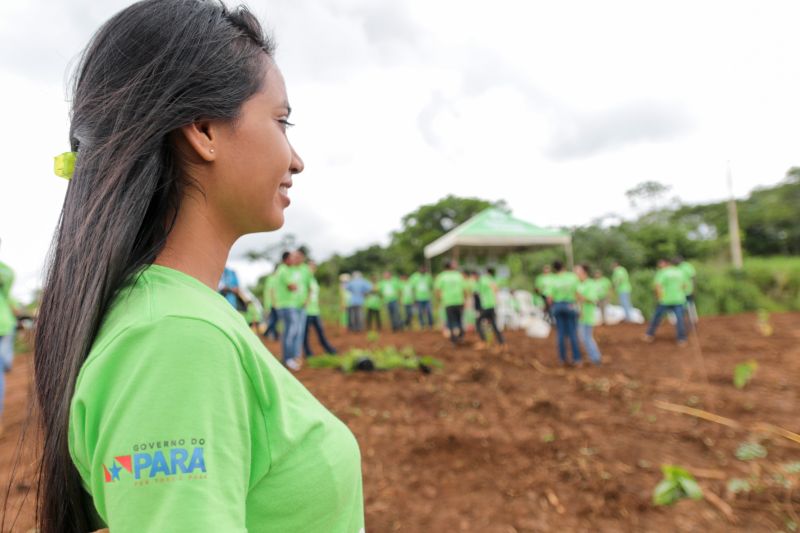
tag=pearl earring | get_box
[209,148,215,154]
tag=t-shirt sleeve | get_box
[70,317,265,533]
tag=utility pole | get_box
[727,161,743,270]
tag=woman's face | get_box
[211,60,304,235]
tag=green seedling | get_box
[781,462,800,474]
[733,360,758,389]
[306,346,444,374]
[735,441,767,461]
[541,433,556,443]
[652,465,704,506]
[726,478,751,495]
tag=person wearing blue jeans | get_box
[645,304,687,342]
[264,307,280,340]
[548,260,582,365]
[618,292,634,322]
[294,309,307,358]
[417,300,433,328]
[278,307,303,364]
[644,259,689,345]
[578,324,601,364]
[0,332,14,417]
[387,300,402,331]
[551,301,582,364]
[303,315,335,356]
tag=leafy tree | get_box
[388,195,508,269]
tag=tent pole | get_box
[565,240,574,270]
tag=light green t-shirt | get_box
[68,265,364,533]
[535,273,555,297]
[434,270,465,307]
[0,261,15,336]
[274,264,307,309]
[378,278,399,303]
[261,275,278,310]
[679,261,696,295]
[655,266,688,305]
[408,272,433,302]
[400,280,415,305]
[242,301,261,325]
[306,277,321,316]
[340,286,351,307]
[612,266,632,294]
[364,292,382,311]
[577,279,599,326]
[295,263,312,308]
[549,271,580,303]
[594,276,612,299]
[478,274,497,310]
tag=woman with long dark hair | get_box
[33,1,364,531]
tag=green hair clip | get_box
[54,151,77,180]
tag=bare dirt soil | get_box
[2,312,799,532]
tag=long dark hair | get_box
[33,1,273,530]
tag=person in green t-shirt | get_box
[592,270,612,325]
[364,278,383,331]
[339,273,352,331]
[399,274,416,329]
[274,251,307,368]
[261,267,281,341]
[409,266,434,328]
[548,260,583,365]
[379,271,403,332]
[434,260,468,345]
[576,265,602,365]
[303,261,336,357]
[0,253,17,420]
[475,268,505,347]
[611,261,634,322]
[534,264,555,315]
[677,256,698,328]
[35,6,365,531]
[644,259,688,344]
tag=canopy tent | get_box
[423,208,573,266]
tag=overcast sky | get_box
[2,0,799,299]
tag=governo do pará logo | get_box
[103,439,207,483]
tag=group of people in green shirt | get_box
[534,261,635,326]
[344,266,436,333]
[534,260,608,365]
[338,261,506,348]
[260,249,336,371]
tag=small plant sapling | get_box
[733,360,758,389]
[652,465,704,506]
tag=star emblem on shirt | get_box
[110,462,123,481]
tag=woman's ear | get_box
[178,120,218,162]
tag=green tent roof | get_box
[424,208,571,259]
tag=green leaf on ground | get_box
[733,360,758,389]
